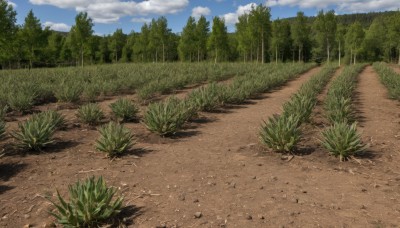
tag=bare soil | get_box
[1,66,400,227]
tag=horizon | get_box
[7,0,400,35]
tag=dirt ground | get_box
[1,66,400,227]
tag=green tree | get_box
[110,28,126,62]
[291,12,310,62]
[236,14,253,62]
[0,0,17,68]
[361,17,387,62]
[208,17,229,63]
[70,12,93,67]
[345,22,365,64]
[133,23,150,62]
[178,16,197,61]
[336,24,346,66]
[120,31,136,63]
[21,10,44,68]
[313,10,337,62]
[248,4,272,63]
[97,36,110,63]
[271,19,291,63]
[195,15,210,62]
[387,12,400,64]
[45,31,63,65]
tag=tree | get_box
[148,17,171,63]
[291,12,310,62]
[97,36,110,63]
[110,28,126,62]
[195,16,210,62]
[178,16,197,61]
[70,12,93,67]
[313,10,337,62]
[387,12,400,64]
[361,17,387,62]
[0,0,17,68]
[208,17,229,63]
[236,14,253,62]
[46,31,63,65]
[336,24,346,66]
[133,23,150,62]
[271,19,291,63]
[21,10,44,68]
[345,22,365,64]
[248,4,272,63]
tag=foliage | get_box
[48,176,123,227]
[143,97,189,136]
[321,122,366,161]
[31,110,66,130]
[110,98,139,122]
[96,122,134,157]
[11,115,55,151]
[260,114,301,153]
[0,121,5,139]
[187,83,224,112]
[76,103,104,126]
[7,91,35,113]
[373,62,400,100]
[55,82,83,103]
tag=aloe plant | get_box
[11,115,55,151]
[96,122,134,157]
[48,176,123,227]
[321,122,366,161]
[76,103,104,126]
[109,98,139,122]
[260,114,301,153]
[31,110,66,130]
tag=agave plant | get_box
[55,82,83,103]
[96,122,134,157]
[48,176,124,227]
[11,115,55,151]
[283,94,316,125]
[260,114,301,153]
[7,91,35,113]
[321,122,366,161]
[76,104,104,126]
[187,83,223,112]
[109,98,139,122]
[324,97,354,124]
[31,110,66,130]
[143,97,187,136]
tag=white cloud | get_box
[43,21,71,32]
[29,0,189,24]
[222,3,256,25]
[192,6,211,19]
[265,0,400,13]
[131,17,152,23]
[6,0,17,8]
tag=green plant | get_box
[11,115,55,151]
[32,110,66,130]
[76,104,104,126]
[143,97,188,136]
[0,105,8,121]
[55,83,83,103]
[8,92,35,113]
[48,176,123,227]
[321,122,366,161]
[0,121,5,139]
[110,98,139,122]
[283,94,316,124]
[325,97,354,123]
[260,114,301,153]
[96,122,134,157]
[187,83,223,112]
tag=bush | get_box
[110,98,139,122]
[31,110,66,130]
[283,94,316,124]
[11,115,55,151]
[260,114,301,153]
[143,97,188,136]
[55,83,83,103]
[48,176,123,227]
[0,105,8,121]
[324,97,354,123]
[187,83,223,112]
[0,121,5,139]
[8,92,35,113]
[76,104,104,126]
[321,122,366,161]
[96,122,134,157]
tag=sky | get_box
[6,0,400,35]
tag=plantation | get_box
[1,62,400,227]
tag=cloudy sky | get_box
[7,0,400,35]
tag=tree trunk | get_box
[398,48,400,65]
[338,41,341,67]
[162,42,165,63]
[215,48,218,64]
[198,48,200,62]
[81,47,84,68]
[298,47,301,62]
[354,52,357,65]
[261,31,265,64]
[275,46,278,64]
[327,41,330,63]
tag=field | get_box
[1,62,400,227]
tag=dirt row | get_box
[1,66,400,227]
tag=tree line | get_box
[0,0,399,69]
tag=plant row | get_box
[321,64,367,161]
[143,63,316,136]
[259,64,337,152]
[373,62,400,100]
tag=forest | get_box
[0,0,399,69]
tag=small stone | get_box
[246,215,253,220]
[252,176,257,180]
[259,186,264,190]
[361,205,367,210]
[24,214,30,219]
[291,198,298,203]
[178,194,186,201]
[194,212,202,219]
[302,190,307,194]
[229,182,236,188]
[361,188,367,192]
[193,199,199,203]
[271,176,278,181]
[43,222,56,228]
[257,163,263,166]
[258,215,265,220]
[23,225,31,228]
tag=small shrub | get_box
[96,122,134,157]
[321,122,366,161]
[143,97,187,136]
[55,83,83,103]
[283,95,316,124]
[83,84,101,102]
[187,83,223,112]
[48,176,123,227]
[325,97,354,124]
[0,121,5,139]
[110,98,139,122]
[0,105,8,121]
[76,104,104,126]
[11,115,55,151]
[32,110,66,130]
[260,114,301,153]
[8,92,35,113]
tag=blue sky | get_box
[7,0,400,35]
